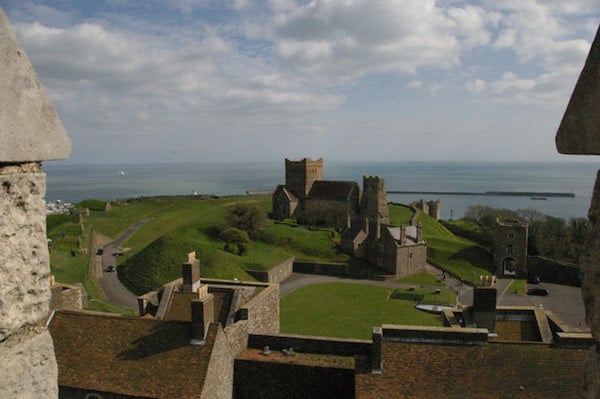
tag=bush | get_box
[225,203,267,238]
[220,227,250,256]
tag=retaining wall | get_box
[526,256,581,286]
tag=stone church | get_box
[272,158,426,277]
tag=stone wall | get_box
[233,358,356,399]
[526,255,581,287]
[293,260,349,276]
[0,165,58,398]
[201,323,234,399]
[247,333,372,358]
[237,284,280,334]
[246,257,294,283]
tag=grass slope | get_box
[418,211,493,284]
[280,283,443,340]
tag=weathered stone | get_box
[0,172,50,340]
[0,7,71,162]
[0,329,58,398]
[583,345,600,399]
[556,25,600,155]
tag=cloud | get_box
[406,81,423,89]
[270,0,494,81]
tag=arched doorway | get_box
[503,257,516,276]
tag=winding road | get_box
[94,218,153,309]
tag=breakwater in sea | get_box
[387,191,575,198]
[44,161,597,220]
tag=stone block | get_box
[0,172,50,340]
[0,329,58,398]
[556,26,600,155]
[0,7,71,162]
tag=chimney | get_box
[190,285,214,344]
[473,278,497,334]
[182,252,201,292]
[400,226,407,244]
[416,224,424,242]
[371,327,382,373]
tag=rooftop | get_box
[49,310,217,398]
[357,341,587,399]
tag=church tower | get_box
[360,176,389,225]
[285,158,323,199]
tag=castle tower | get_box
[493,218,528,278]
[360,176,389,225]
[285,158,323,199]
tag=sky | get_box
[1,0,599,164]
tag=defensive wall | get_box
[526,255,581,286]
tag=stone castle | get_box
[273,158,427,277]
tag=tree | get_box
[225,203,267,238]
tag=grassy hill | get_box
[49,197,494,307]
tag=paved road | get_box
[279,264,587,330]
[95,218,154,309]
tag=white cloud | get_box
[407,81,423,89]
[270,0,495,81]
[467,79,486,93]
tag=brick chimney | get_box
[472,277,497,334]
[182,252,201,292]
[190,284,214,344]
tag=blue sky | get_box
[1,0,598,164]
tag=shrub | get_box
[225,203,267,238]
[220,227,250,256]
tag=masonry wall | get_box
[238,284,279,334]
[526,256,581,286]
[202,323,234,399]
[247,333,372,359]
[394,244,427,278]
[246,257,294,283]
[0,165,58,398]
[233,359,355,399]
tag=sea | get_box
[43,161,600,221]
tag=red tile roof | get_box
[357,341,587,399]
[49,310,217,399]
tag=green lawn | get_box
[280,283,444,340]
[396,272,445,287]
[507,279,527,295]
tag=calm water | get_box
[44,161,599,220]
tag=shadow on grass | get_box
[448,245,494,272]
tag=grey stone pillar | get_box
[0,7,71,398]
[555,25,600,399]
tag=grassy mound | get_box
[390,287,455,306]
[119,234,198,295]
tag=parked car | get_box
[527,287,549,296]
[106,265,115,273]
[527,275,541,284]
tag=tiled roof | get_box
[307,180,359,201]
[357,341,587,399]
[49,310,217,399]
